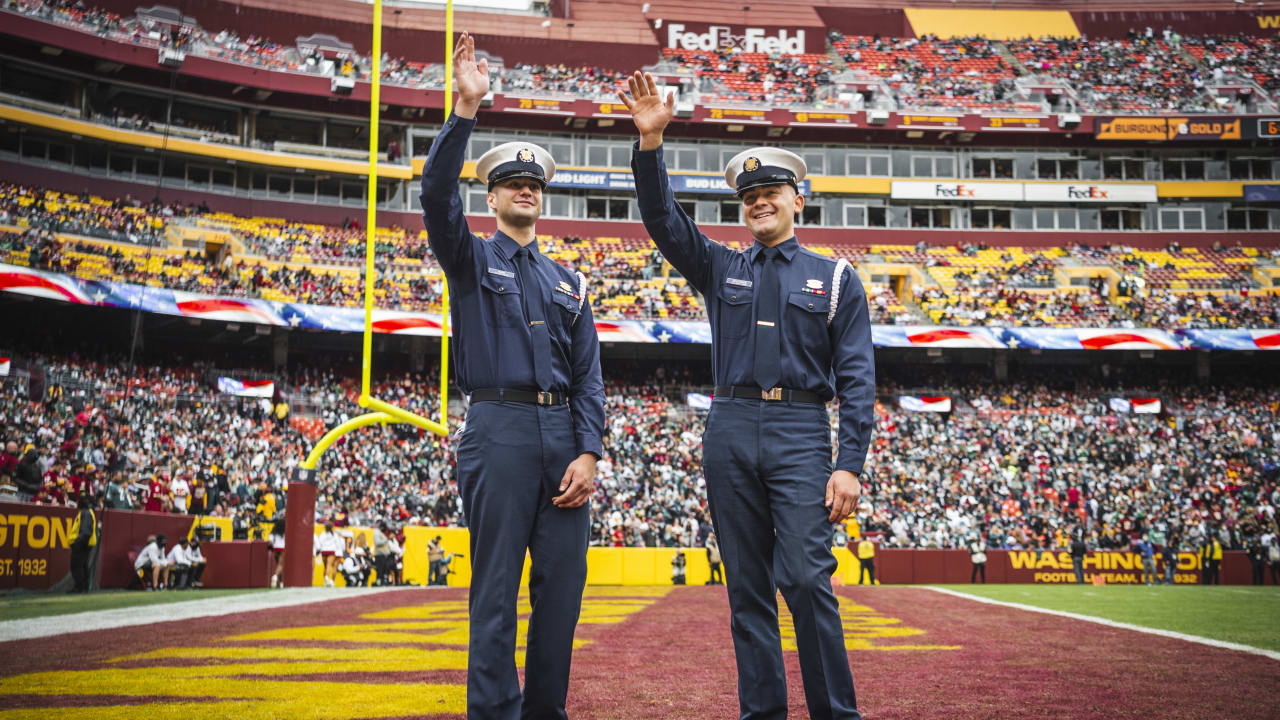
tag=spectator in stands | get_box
[14,442,42,502]
[170,473,190,513]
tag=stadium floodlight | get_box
[286,0,454,587]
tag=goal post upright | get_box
[283,0,456,588]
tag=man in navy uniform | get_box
[620,72,874,720]
[420,32,605,720]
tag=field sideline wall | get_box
[0,504,1258,589]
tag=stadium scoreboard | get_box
[1259,119,1280,139]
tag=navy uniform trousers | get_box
[456,400,589,720]
[703,397,861,720]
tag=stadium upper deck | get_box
[5,0,1280,125]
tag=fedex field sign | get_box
[665,23,808,54]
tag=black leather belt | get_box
[714,386,823,404]
[470,388,568,406]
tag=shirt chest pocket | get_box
[785,291,829,344]
[480,273,524,328]
[549,290,580,337]
[717,284,753,339]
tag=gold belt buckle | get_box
[537,391,554,405]
[761,387,783,401]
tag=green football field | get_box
[938,583,1280,652]
[0,588,263,622]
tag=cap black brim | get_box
[735,178,799,197]
[488,171,547,190]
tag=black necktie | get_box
[753,246,781,391]
[515,247,553,391]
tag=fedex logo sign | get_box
[665,23,806,54]
[1067,186,1109,200]
[934,184,975,198]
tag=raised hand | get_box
[452,32,489,118]
[618,71,674,150]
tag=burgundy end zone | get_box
[2,587,1278,719]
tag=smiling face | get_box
[740,183,803,245]
[488,177,543,228]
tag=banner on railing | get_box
[1176,328,1280,350]
[217,378,275,398]
[898,396,952,412]
[1001,327,1182,350]
[0,357,8,376]
[2,264,1273,350]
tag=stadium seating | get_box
[11,0,1278,114]
[4,182,1277,327]
[1007,35,1214,113]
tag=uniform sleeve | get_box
[630,143,728,295]
[828,266,876,474]
[569,290,606,458]
[419,115,481,280]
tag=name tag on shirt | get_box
[487,267,515,278]
[725,277,753,288]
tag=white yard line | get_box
[0,586,413,642]
[924,586,1280,662]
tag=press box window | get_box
[1229,158,1273,180]
[1100,208,1144,230]
[971,207,1011,229]
[1227,208,1270,230]
[1159,208,1204,231]
[720,201,739,223]
[1037,158,1080,179]
[913,155,955,178]
[1103,158,1145,180]
[1163,158,1205,180]
[971,157,1013,179]
[846,152,891,177]
[587,197,629,220]
[910,207,953,228]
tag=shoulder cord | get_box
[827,258,850,326]
[574,271,587,325]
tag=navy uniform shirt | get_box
[420,114,605,458]
[631,144,875,474]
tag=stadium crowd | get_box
[0,182,178,246]
[12,0,1276,113]
[1009,31,1216,113]
[3,352,1277,565]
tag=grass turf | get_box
[936,584,1280,652]
[0,589,264,622]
